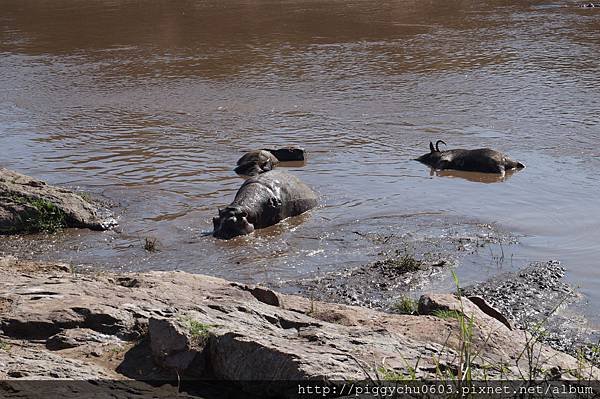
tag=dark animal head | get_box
[415,140,446,165]
[212,206,255,240]
[505,158,526,170]
[234,150,278,177]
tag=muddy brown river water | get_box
[1,0,599,322]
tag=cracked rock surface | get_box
[0,257,597,398]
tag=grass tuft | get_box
[2,194,67,233]
[375,252,422,273]
[0,339,10,351]
[181,317,216,348]
[372,271,597,384]
[376,366,408,381]
[392,296,418,315]
[432,309,461,320]
[143,237,158,252]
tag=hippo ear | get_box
[429,142,435,153]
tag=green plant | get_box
[375,354,421,383]
[143,237,158,252]
[27,198,66,232]
[396,253,422,271]
[181,317,216,347]
[392,296,418,315]
[376,366,407,381]
[428,272,478,385]
[577,342,600,381]
[376,251,422,273]
[187,320,211,338]
[4,194,67,233]
[306,290,316,316]
[432,309,461,320]
[515,294,571,382]
[451,271,477,384]
[375,270,595,385]
[0,339,10,351]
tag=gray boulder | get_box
[0,168,114,234]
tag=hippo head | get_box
[415,140,446,166]
[212,206,255,240]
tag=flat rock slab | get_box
[0,257,597,398]
[0,168,114,234]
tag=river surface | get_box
[1,0,599,322]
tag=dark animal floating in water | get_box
[234,147,306,177]
[580,2,600,7]
[213,170,318,239]
[415,140,525,174]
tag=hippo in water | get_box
[213,170,318,239]
[416,140,525,174]
[234,150,280,177]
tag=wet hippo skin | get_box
[213,170,318,239]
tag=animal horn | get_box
[429,141,435,153]
[435,140,446,152]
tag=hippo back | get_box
[234,170,318,228]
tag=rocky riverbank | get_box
[0,256,598,398]
[0,168,115,234]
[463,261,600,362]
[283,254,600,366]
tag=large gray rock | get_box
[0,168,114,234]
[0,343,117,379]
[0,257,597,397]
[148,318,204,371]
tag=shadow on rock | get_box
[116,338,261,399]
